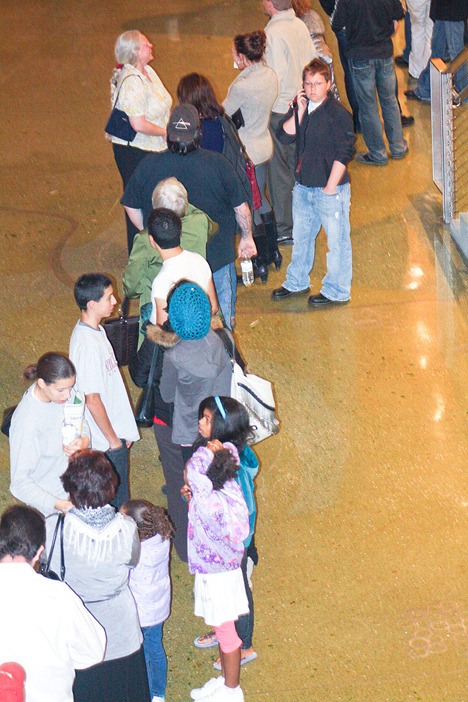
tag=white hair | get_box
[152,178,189,218]
[114,30,141,66]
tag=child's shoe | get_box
[202,684,244,701]
[190,676,224,700]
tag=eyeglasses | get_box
[304,80,327,89]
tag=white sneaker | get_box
[190,676,225,700]
[151,697,165,702]
[201,685,244,702]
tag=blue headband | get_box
[214,396,226,420]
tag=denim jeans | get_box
[350,57,407,162]
[142,622,167,699]
[284,183,352,301]
[415,20,465,100]
[213,262,237,329]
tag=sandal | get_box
[194,631,218,649]
[213,651,258,670]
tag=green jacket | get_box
[123,204,218,345]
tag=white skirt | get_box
[194,568,249,627]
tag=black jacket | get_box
[430,0,468,22]
[277,95,354,188]
[332,0,405,59]
[129,322,173,426]
[319,0,335,16]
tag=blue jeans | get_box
[415,20,465,100]
[142,622,167,699]
[350,57,407,162]
[284,183,352,301]
[213,262,237,329]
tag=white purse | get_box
[217,329,280,444]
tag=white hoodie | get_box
[128,534,171,627]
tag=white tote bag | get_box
[217,329,279,444]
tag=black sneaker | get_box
[395,54,409,67]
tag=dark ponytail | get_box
[23,352,75,384]
[234,30,267,63]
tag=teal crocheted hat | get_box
[168,282,211,340]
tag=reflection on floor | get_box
[0,2,466,701]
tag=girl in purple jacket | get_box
[182,440,249,702]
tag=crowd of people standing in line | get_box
[3,1,462,700]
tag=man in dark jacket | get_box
[332,0,408,165]
[272,59,355,306]
[405,0,468,101]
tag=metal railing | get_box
[431,49,468,258]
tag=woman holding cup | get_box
[9,352,89,518]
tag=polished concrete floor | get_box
[1,2,467,701]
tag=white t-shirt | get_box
[150,250,213,323]
[69,322,140,450]
[0,563,105,702]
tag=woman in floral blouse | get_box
[108,30,172,251]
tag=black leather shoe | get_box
[401,114,415,127]
[272,286,309,300]
[404,89,423,101]
[277,235,294,245]
[308,293,349,306]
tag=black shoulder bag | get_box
[38,514,66,581]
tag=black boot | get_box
[261,211,283,270]
[252,224,268,284]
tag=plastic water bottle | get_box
[241,257,254,287]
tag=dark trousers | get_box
[106,440,129,510]
[112,143,149,253]
[235,550,254,650]
[73,646,150,702]
[335,28,361,132]
[267,112,296,240]
[153,424,189,561]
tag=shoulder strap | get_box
[112,73,145,109]
[147,342,160,388]
[45,514,66,580]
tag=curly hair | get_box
[61,450,118,508]
[206,448,240,490]
[121,500,174,541]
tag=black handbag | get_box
[105,107,137,142]
[230,107,245,130]
[104,74,143,142]
[1,405,16,437]
[38,514,66,581]
[103,297,139,367]
[134,342,160,427]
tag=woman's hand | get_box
[63,436,90,457]
[54,499,73,513]
[129,115,167,139]
[207,439,223,453]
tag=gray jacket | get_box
[158,326,233,445]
